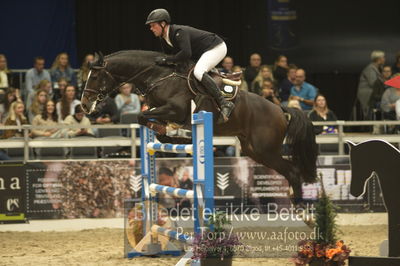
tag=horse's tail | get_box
[283,107,318,183]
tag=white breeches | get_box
[193,42,227,81]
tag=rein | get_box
[85,63,153,101]
[85,60,189,100]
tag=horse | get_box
[347,139,400,257]
[81,50,318,201]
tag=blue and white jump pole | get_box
[128,111,215,261]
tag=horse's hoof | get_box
[217,114,229,124]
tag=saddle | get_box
[187,68,242,100]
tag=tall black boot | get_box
[200,73,235,122]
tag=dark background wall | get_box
[1,0,77,69]
[1,0,400,119]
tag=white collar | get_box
[164,26,173,47]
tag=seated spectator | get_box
[31,100,63,138]
[53,77,69,102]
[232,65,248,91]
[115,83,141,116]
[1,101,28,139]
[28,89,49,122]
[25,56,51,98]
[0,54,18,92]
[273,55,288,86]
[26,79,53,108]
[278,64,297,106]
[89,97,119,124]
[251,65,275,95]
[287,99,302,110]
[289,68,317,111]
[357,50,385,119]
[392,51,400,75]
[244,53,262,86]
[63,105,94,137]
[0,87,21,123]
[50,52,77,88]
[308,94,338,134]
[381,75,400,120]
[369,65,392,111]
[77,54,94,95]
[56,85,81,121]
[260,78,280,105]
[219,56,234,74]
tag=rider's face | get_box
[149,22,163,37]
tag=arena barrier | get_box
[127,111,215,265]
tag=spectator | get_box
[1,87,21,123]
[28,89,48,122]
[56,85,81,121]
[232,65,248,91]
[273,55,288,86]
[53,77,69,102]
[115,83,141,116]
[278,64,298,106]
[287,99,302,110]
[251,65,275,95]
[89,97,119,125]
[289,68,317,111]
[260,78,280,105]
[369,65,392,111]
[392,51,400,75]
[25,56,51,97]
[0,54,18,91]
[381,77,400,120]
[244,53,262,86]
[1,101,28,139]
[50,52,77,88]
[31,100,63,138]
[357,50,385,119]
[26,79,53,108]
[63,105,94,137]
[219,56,234,74]
[77,54,94,93]
[308,94,338,134]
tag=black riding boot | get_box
[200,73,235,122]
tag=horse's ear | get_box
[98,51,104,65]
[346,141,356,150]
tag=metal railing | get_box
[0,123,241,162]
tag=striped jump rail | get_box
[149,184,194,198]
[147,143,193,155]
[151,225,193,244]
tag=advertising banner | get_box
[0,162,26,223]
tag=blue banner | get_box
[267,0,297,50]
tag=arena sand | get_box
[0,225,386,266]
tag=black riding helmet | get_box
[145,9,171,25]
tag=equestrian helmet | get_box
[145,9,171,25]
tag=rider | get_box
[145,8,235,122]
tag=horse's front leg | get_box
[138,104,188,135]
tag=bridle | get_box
[85,61,190,102]
[84,61,153,102]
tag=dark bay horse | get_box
[81,50,318,200]
[347,140,400,257]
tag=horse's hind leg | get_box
[241,137,303,201]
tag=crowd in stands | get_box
[0,49,400,159]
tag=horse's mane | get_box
[104,50,192,74]
[105,50,164,60]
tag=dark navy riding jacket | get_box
[160,24,223,63]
